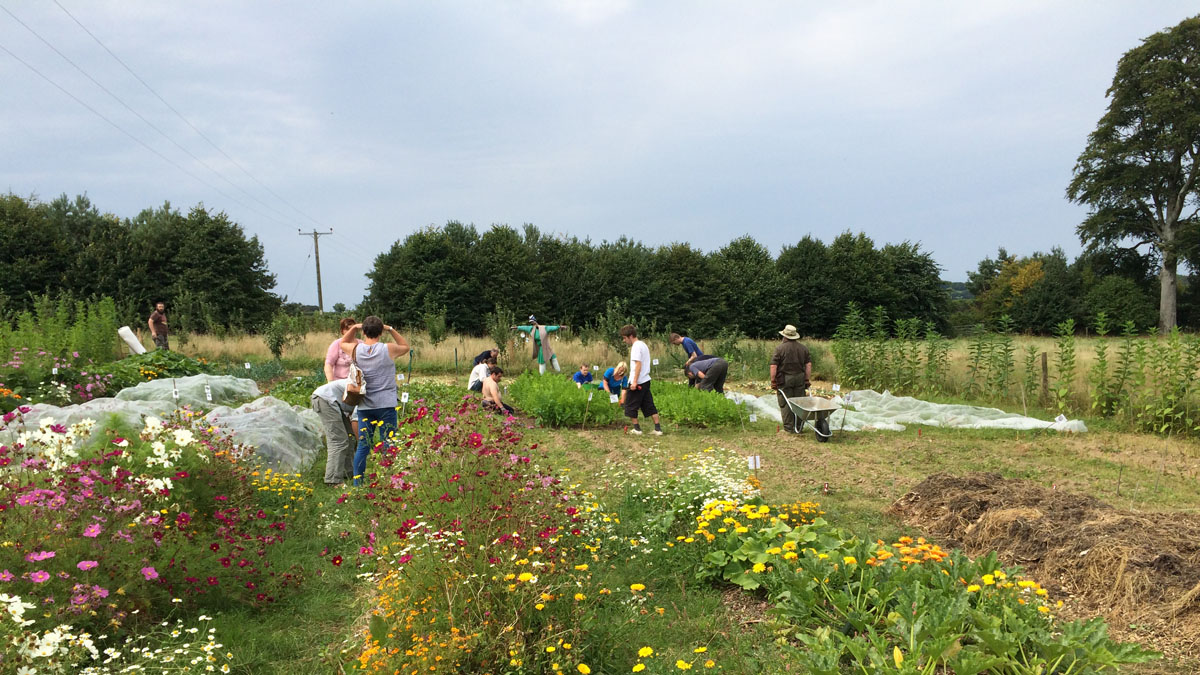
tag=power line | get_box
[51,0,333,232]
[287,242,314,303]
[0,2,294,231]
[0,40,257,213]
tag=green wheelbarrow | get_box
[777,392,840,442]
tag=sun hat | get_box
[779,325,801,340]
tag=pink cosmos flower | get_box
[77,560,98,571]
[0,569,13,581]
[140,566,158,580]
[25,550,55,562]
[82,523,102,538]
[29,570,50,583]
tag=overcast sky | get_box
[2,1,1195,308]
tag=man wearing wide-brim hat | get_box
[770,324,812,433]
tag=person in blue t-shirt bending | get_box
[572,363,594,388]
[601,362,629,403]
[670,333,706,387]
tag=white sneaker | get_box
[651,429,663,436]
[629,428,643,435]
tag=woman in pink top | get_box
[325,317,359,381]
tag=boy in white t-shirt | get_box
[619,324,662,435]
[468,358,493,392]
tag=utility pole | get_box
[298,229,333,311]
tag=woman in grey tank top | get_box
[338,316,409,485]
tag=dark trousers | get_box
[775,374,808,432]
[153,334,169,351]
[697,359,728,394]
[354,407,397,485]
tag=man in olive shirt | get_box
[148,302,169,351]
[770,324,811,432]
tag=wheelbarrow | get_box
[777,393,840,442]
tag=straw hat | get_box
[779,325,801,340]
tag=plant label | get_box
[204,385,212,402]
[746,455,762,470]
[401,392,410,403]
[172,386,179,400]
[52,367,58,375]
[749,414,758,423]
[844,393,853,404]
[244,362,251,370]
[832,383,840,392]
[592,365,598,370]
[1054,414,1067,424]
[588,391,593,401]
[609,394,619,404]
[397,374,405,381]
[652,359,659,366]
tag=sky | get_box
[1,1,1196,308]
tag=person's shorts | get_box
[623,381,658,418]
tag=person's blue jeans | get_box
[354,407,397,485]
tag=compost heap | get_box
[889,472,1200,655]
[727,389,1087,432]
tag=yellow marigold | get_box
[704,660,715,668]
[633,665,645,673]
[578,665,592,674]
[843,556,857,565]
[693,647,707,653]
[751,563,766,573]
[574,593,586,601]
[676,660,693,670]
[518,572,533,583]
[630,583,646,592]
[638,647,654,658]
[967,584,981,592]
[982,574,995,586]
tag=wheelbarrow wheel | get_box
[815,417,831,442]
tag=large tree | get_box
[1067,15,1200,333]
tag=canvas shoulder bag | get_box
[343,344,365,406]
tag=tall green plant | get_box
[893,318,923,393]
[1088,312,1115,415]
[485,305,518,362]
[1021,344,1039,410]
[965,326,991,399]
[832,302,870,388]
[921,322,949,395]
[986,315,1015,400]
[1052,319,1077,412]
[423,304,449,346]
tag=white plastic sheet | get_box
[115,375,260,409]
[726,389,1087,433]
[205,396,323,472]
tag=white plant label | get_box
[749,413,758,423]
[588,392,594,401]
[52,367,58,375]
[609,394,619,404]
[401,392,410,403]
[832,383,841,392]
[652,358,659,366]
[396,373,405,381]
[592,365,599,370]
[172,386,179,400]
[1054,414,1067,424]
[204,385,212,402]
[244,362,251,370]
[746,455,762,470]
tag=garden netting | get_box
[16,397,175,433]
[115,374,260,408]
[726,389,1087,433]
[204,396,323,472]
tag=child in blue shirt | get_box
[601,363,629,401]
[572,363,594,388]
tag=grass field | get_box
[112,331,1200,672]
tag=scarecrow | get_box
[512,316,565,375]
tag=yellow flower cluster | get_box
[250,468,312,509]
[961,569,1062,614]
[693,499,823,542]
[865,536,948,568]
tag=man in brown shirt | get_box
[148,302,169,351]
[770,324,811,432]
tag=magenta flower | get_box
[29,570,50,583]
[0,569,12,581]
[82,523,102,538]
[25,550,55,562]
[141,566,159,581]
[77,560,98,571]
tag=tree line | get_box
[0,193,279,331]
[360,222,951,339]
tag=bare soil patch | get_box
[889,472,1200,657]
